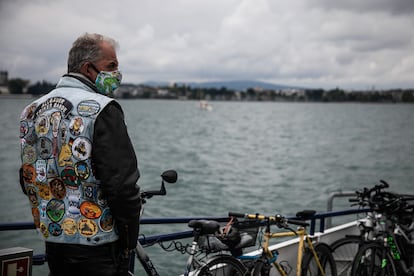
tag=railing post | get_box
[326,191,355,228]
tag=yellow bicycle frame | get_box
[246,214,325,276]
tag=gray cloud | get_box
[1,0,413,90]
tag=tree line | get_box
[4,78,414,103]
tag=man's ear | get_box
[80,62,96,82]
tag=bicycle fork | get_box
[304,235,326,276]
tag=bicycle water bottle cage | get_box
[295,210,316,220]
[188,220,220,235]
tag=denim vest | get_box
[20,76,119,245]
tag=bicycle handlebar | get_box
[228,212,309,227]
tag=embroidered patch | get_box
[22,144,37,164]
[62,218,77,236]
[82,183,97,201]
[46,159,59,179]
[99,208,114,232]
[24,127,37,145]
[48,222,63,236]
[26,185,39,207]
[58,143,72,167]
[37,137,53,159]
[80,201,102,219]
[78,100,100,116]
[21,103,37,120]
[32,208,40,228]
[35,182,52,200]
[40,222,49,238]
[61,166,80,189]
[35,160,47,183]
[69,116,84,136]
[49,178,66,200]
[46,199,65,222]
[66,192,81,218]
[71,137,91,161]
[22,164,36,184]
[75,161,90,180]
[35,115,50,136]
[20,121,29,138]
[78,218,98,237]
[33,97,73,119]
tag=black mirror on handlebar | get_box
[140,170,177,199]
[161,170,178,184]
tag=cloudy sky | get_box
[1,0,413,90]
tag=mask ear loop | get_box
[89,63,100,74]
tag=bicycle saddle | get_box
[188,220,220,235]
[295,210,316,220]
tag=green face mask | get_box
[92,64,122,97]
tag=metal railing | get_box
[0,208,369,268]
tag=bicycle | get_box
[131,170,247,276]
[349,182,414,276]
[329,180,414,276]
[330,181,391,276]
[228,210,337,276]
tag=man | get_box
[19,33,141,275]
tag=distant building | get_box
[0,71,9,94]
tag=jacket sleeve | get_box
[92,101,141,250]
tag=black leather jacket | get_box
[93,101,142,251]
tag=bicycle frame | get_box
[262,226,325,276]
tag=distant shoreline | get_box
[0,93,36,99]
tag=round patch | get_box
[22,164,36,184]
[61,166,80,189]
[37,137,53,159]
[62,218,77,236]
[48,222,63,236]
[80,201,102,219]
[78,218,98,237]
[78,100,100,116]
[71,137,92,161]
[75,161,90,180]
[46,199,65,222]
[99,209,114,232]
[49,178,66,200]
[35,115,50,136]
[69,117,84,136]
[22,144,37,164]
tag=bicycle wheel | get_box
[301,243,338,276]
[197,255,247,276]
[331,236,362,276]
[350,242,397,276]
[251,258,271,276]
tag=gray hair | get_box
[67,33,119,73]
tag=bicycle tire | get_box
[251,258,272,276]
[301,242,338,276]
[350,242,397,276]
[331,236,363,276]
[197,255,247,276]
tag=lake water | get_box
[1,98,413,275]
